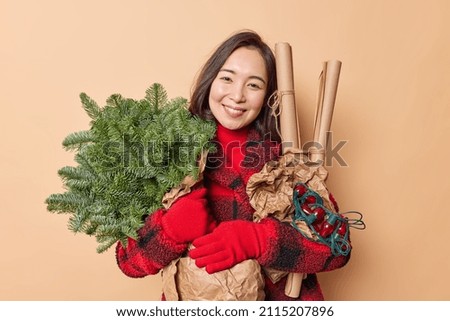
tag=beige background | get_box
[1,0,449,300]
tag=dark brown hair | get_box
[189,30,279,141]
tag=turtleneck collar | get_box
[213,122,250,170]
[215,122,249,145]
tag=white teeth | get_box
[224,105,245,117]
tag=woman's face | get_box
[209,47,268,130]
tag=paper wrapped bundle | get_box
[162,250,265,301]
[247,57,342,227]
[247,152,335,225]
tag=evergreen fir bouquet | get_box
[45,83,216,253]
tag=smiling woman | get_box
[115,30,351,301]
[208,47,268,130]
[1,0,450,304]
[189,31,279,141]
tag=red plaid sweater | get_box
[116,124,350,300]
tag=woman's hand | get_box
[161,188,216,244]
[189,220,269,274]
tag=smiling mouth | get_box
[223,104,246,117]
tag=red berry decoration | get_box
[312,220,323,232]
[319,221,337,238]
[305,195,317,204]
[301,204,314,215]
[312,207,326,223]
[294,184,307,196]
[337,222,348,236]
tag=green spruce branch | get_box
[45,83,216,253]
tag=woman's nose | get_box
[229,83,246,103]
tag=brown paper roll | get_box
[317,60,341,151]
[311,60,342,164]
[275,42,301,152]
[275,42,304,298]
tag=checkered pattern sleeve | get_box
[115,208,187,278]
[257,216,350,274]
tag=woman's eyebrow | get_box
[219,68,267,84]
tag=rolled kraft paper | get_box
[284,272,305,299]
[275,42,304,298]
[310,60,342,164]
[275,42,300,152]
[312,67,325,151]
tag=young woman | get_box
[116,30,350,300]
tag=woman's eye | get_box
[220,76,232,82]
[248,83,262,90]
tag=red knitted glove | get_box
[189,220,268,274]
[161,188,216,244]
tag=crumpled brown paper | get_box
[162,248,265,301]
[246,150,337,283]
[246,150,335,224]
[160,151,265,301]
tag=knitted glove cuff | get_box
[141,208,188,254]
